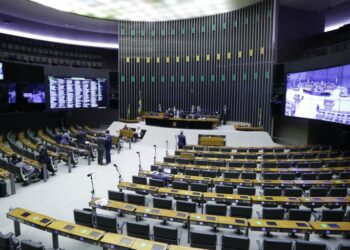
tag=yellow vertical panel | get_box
[206,54,210,61]
[136,57,140,63]
[196,55,200,62]
[260,47,265,55]
[156,57,160,63]
[216,53,221,60]
[166,56,170,63]
[126,57,130,63]
[238,51,242,59]
[176,56,180,63]
[227,52,231,60]
[146,57,150,64]
[249,49,253,57]
[186,56,190,62]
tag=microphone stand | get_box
[137,152,143,173]
[153,145,157,164]
[166,140,169,156]
[88,174,95,200]
[114,164,123,184]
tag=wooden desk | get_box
[169,246,206,250]
[203,193,252,205]
[144,116,219,130]
[7,207,55,236]
[158,188,203,200]
[118,182,159,194]
[300,197,350,207]
[310,222,350,235]
[135,207,189,223]
[120,129,135,139]
[249,219,312,239]
[131,238,168,250]
[251,196,301,206]
[100,233,136,249]
[89,197,138,215]
[190,213,247,230]
[198,135,225,146]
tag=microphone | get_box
[87,173,93,177]
[137,151,140,154]
[113,164,118,168]
[153,145,156,147]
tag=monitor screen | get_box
[0,62,3,80]
[8,83,16,104]
[285,64,350,125]
[48,76,108,109]
[22,83,45,104]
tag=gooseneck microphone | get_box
[87,173,93,177]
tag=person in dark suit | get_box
[105,130,112,164]
[54,130,62,144]
[37,143,55,176]
[76,129,87,145]
[177,131,186,149]
[96,134,106,165]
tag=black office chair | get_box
[230,205,252,219]
[191,182,207,205]
[301,173,317,180]
[153,197,173,210]
[151,165,159,171]
[280,173,296,180]
[73,209,94,228]
[318,172,332,180]
[206,204,227,216]
[263,173,280,180]
[288,209,311,221]
[149,178,166,187]
[284,188,302,197]
[0,232,20,250]
[216,185,234,194]
[309,187,328,197]
[258,238,293,250]
[261,208,285,220]
[278,162,291,169]
[295,240,327,250]
[126,222,150,240]
[337,243,350,250]
[326,188,348,209]
[241,172,256,180]
[176,200,196,213]
[132,175,147,185]
[108,190,125,202]
[190,231,217,250]
[172,181,189,190]
[243,163,256,168]
[127,193,146,206]
[153,225,181,245]
[202,170,217,178]
[222,234,250,250]
[95,214,118,233]
[229,162,243,168]
[223,171,240,179]
[237,186,256,195]
[185,169,200,176]
[262,156,276,161]
[339,172,350,179]
[309,162,323,168]
[195,160,208,166]
[20,240,44,250]
[263,187,282,196]
[246,155,258,160]
[320,209,345,222]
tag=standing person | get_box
[60,131,70,145]
[37,143,55,176]
[177,131,187,149]
[104,130,112,164]
[54,130,62,144]
[96,134,106,165]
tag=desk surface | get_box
[190,213,248,227]
[119,182,159,192]
[7,207,55,227]
[310,222,350,232]
[136,207,189,221]
[131,238,168,250]
[249,219,312,231]
[100,233,136,248]
[169,246,205,250]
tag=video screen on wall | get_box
[48,76,108,109]
[285,64,350,125]
[0,62,3,80]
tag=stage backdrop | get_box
[118,0,276,132]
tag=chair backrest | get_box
[339,172,350,179]
[243,163,256,168]
[95,214,117,233]
[329,188,348,197]
[295,240,327,250]
[172,181,189,190]
[230,205,252,219]
[222,234,250,250]
[127,193,145,206]
[262,208,285,220]
[73,209,93,227]
[21,240,45,250]
[206,204,227,216]
[132,175,147,185]
[153,197,172,210]
[263,239,293,250]
[190,231,217,249]
[317,172,332,180]
[309,188,328,197]
[321,209,345,222]
[149,178,165,187]
[263,173,280,180]
[0,232,12,250]
[215,185,234,194]
[126,222,150,240]
[194,160,208,166]
[223,171,240,179]
[153,225,178,245]
[241,172,256,180]
[237,186,256,195]
[191,183,208,192]
[288,209,311,221]
[108,190,125,202]
[201,170,217,178]
[284,188,302,197]
[263,188,282,196]
[185,169,200,176]
[301,173,317,180]
[280,173,296,180]
[338,243,350,250]
[176,200,196,213]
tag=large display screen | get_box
[285,64,350,125]
[0,62,3,80]
[48,76,108,109]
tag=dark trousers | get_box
[105,149,111,163]
[97,150,105,165]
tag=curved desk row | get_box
[6,207,198,250]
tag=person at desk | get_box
[104,130,112,165]
[10,154,40,180]
[60,131,70,145]
[96,134,106,165]
[76,129,87,146]
[151,170,171,185]
[54,130,62,144]
[177,131,187,149]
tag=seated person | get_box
[133,127,142,142]
[151,170,171,185]
[60,131,70,145]
[54,130,62,144]
[123,124,128,130]
[10,154,40,180]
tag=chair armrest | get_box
[256,239,263,250]
[178,230,183,244]
[256,211,262,219]
[302,191,308,197]
[312,211,321,221]
[118,222,126,233]
[150,229,153,239]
